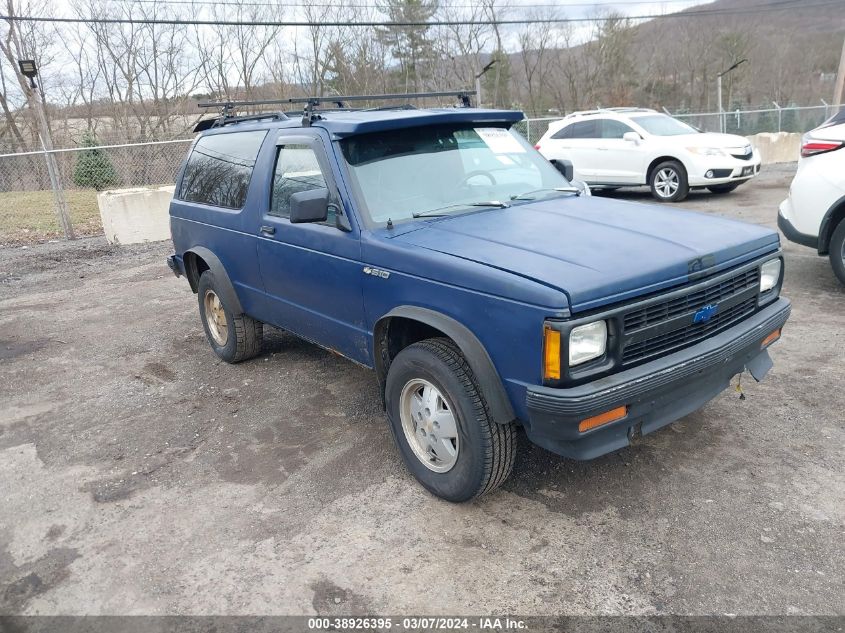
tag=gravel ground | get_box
[0,164,843,617]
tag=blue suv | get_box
[167,93,791,502]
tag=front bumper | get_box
[167,254,184,278]
[777,199,820,251]
[687,153,762,186]
[524,297,791,460]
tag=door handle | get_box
[260,225,275,235]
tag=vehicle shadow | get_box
[501,407,723,518]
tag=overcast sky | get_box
[532,0,709,19]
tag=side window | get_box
[179,130,266,209]
[270,144,332,222]
[601,119,635,139]
[569,120,599,138]
[551,124,573,140]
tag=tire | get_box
[829,220,845,286]
[593,187,620,196]
[197,270,263,363]
[649,160,689,202]
[707,182,741,194]
[385,338,516,502]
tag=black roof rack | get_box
[194,90,475,132]
[193,111,289,133]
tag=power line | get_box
[106,0,708,8]
[1,0,838,26]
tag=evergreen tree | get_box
[781,103,799,133]
[753,103,778,135]
[483,50,512,109]
[73,131,120,190]
[376,0,438,93]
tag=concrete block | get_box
[97,185,174,245]
[747,132,802,165]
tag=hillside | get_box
[502,0,845,115]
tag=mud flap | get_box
[746,349,773,382]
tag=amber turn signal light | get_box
[578,405,628,433]
[761,328,781,349]
[543,325,561,381]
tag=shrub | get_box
[73,131,120,190]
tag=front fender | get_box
[374,306,515,425]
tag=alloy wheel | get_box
[203,289,229,346]
[655,168,680,199]
[399,378,460,473]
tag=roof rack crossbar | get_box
[197,90,475,110]
[197,89,475,127]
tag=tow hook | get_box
[166,255,181,278]
[628,422,643,445]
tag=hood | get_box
[678,132,752,151]
[392,196,779,312]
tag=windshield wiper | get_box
[412,200,511,218]
[510,187,580,201]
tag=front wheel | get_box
[707,182,741,194]
[829,220,845,286]
[385,338,516,502]
[649,160,689,202]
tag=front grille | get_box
[624,267,759,331]
[623,297,757,364]
[730,150,753,161]
[620,266,761,365]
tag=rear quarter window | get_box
[178,130,267,209]
[551,124,573,140]
[569,120,599,138]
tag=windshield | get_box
[630,114,699,136]
[339,124,570,225]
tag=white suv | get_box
[535,108,762,202]
[778,109,845,285]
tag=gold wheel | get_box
[203,290,228,347]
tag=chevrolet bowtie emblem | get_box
[693,303,719,323]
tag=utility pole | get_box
[717,59,747,134]
[475,59,498,108]
[834,36,845,108]
[18,59,74,240]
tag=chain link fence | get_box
[0,139,191,192]
[670,103,835,135]
[515,103,841,145]
[0,139,191,244]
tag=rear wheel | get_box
[197,270,263,363]
[707,182,741,194]
[385,338,516,502]
[649,160,689,202]
[829,220,845,286]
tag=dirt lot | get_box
[1,164,843,617]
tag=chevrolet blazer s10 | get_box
[167,93,791,502]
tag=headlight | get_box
[760,259,782,293]
[687,146,726,157]
[569,320,607,366]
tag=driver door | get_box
[254,131,368,364]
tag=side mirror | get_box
[623,132,641,144]
[551,159,574,182]
[289,188,329,224]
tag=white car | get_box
[535,107,762,202]
[778,109,845,285]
